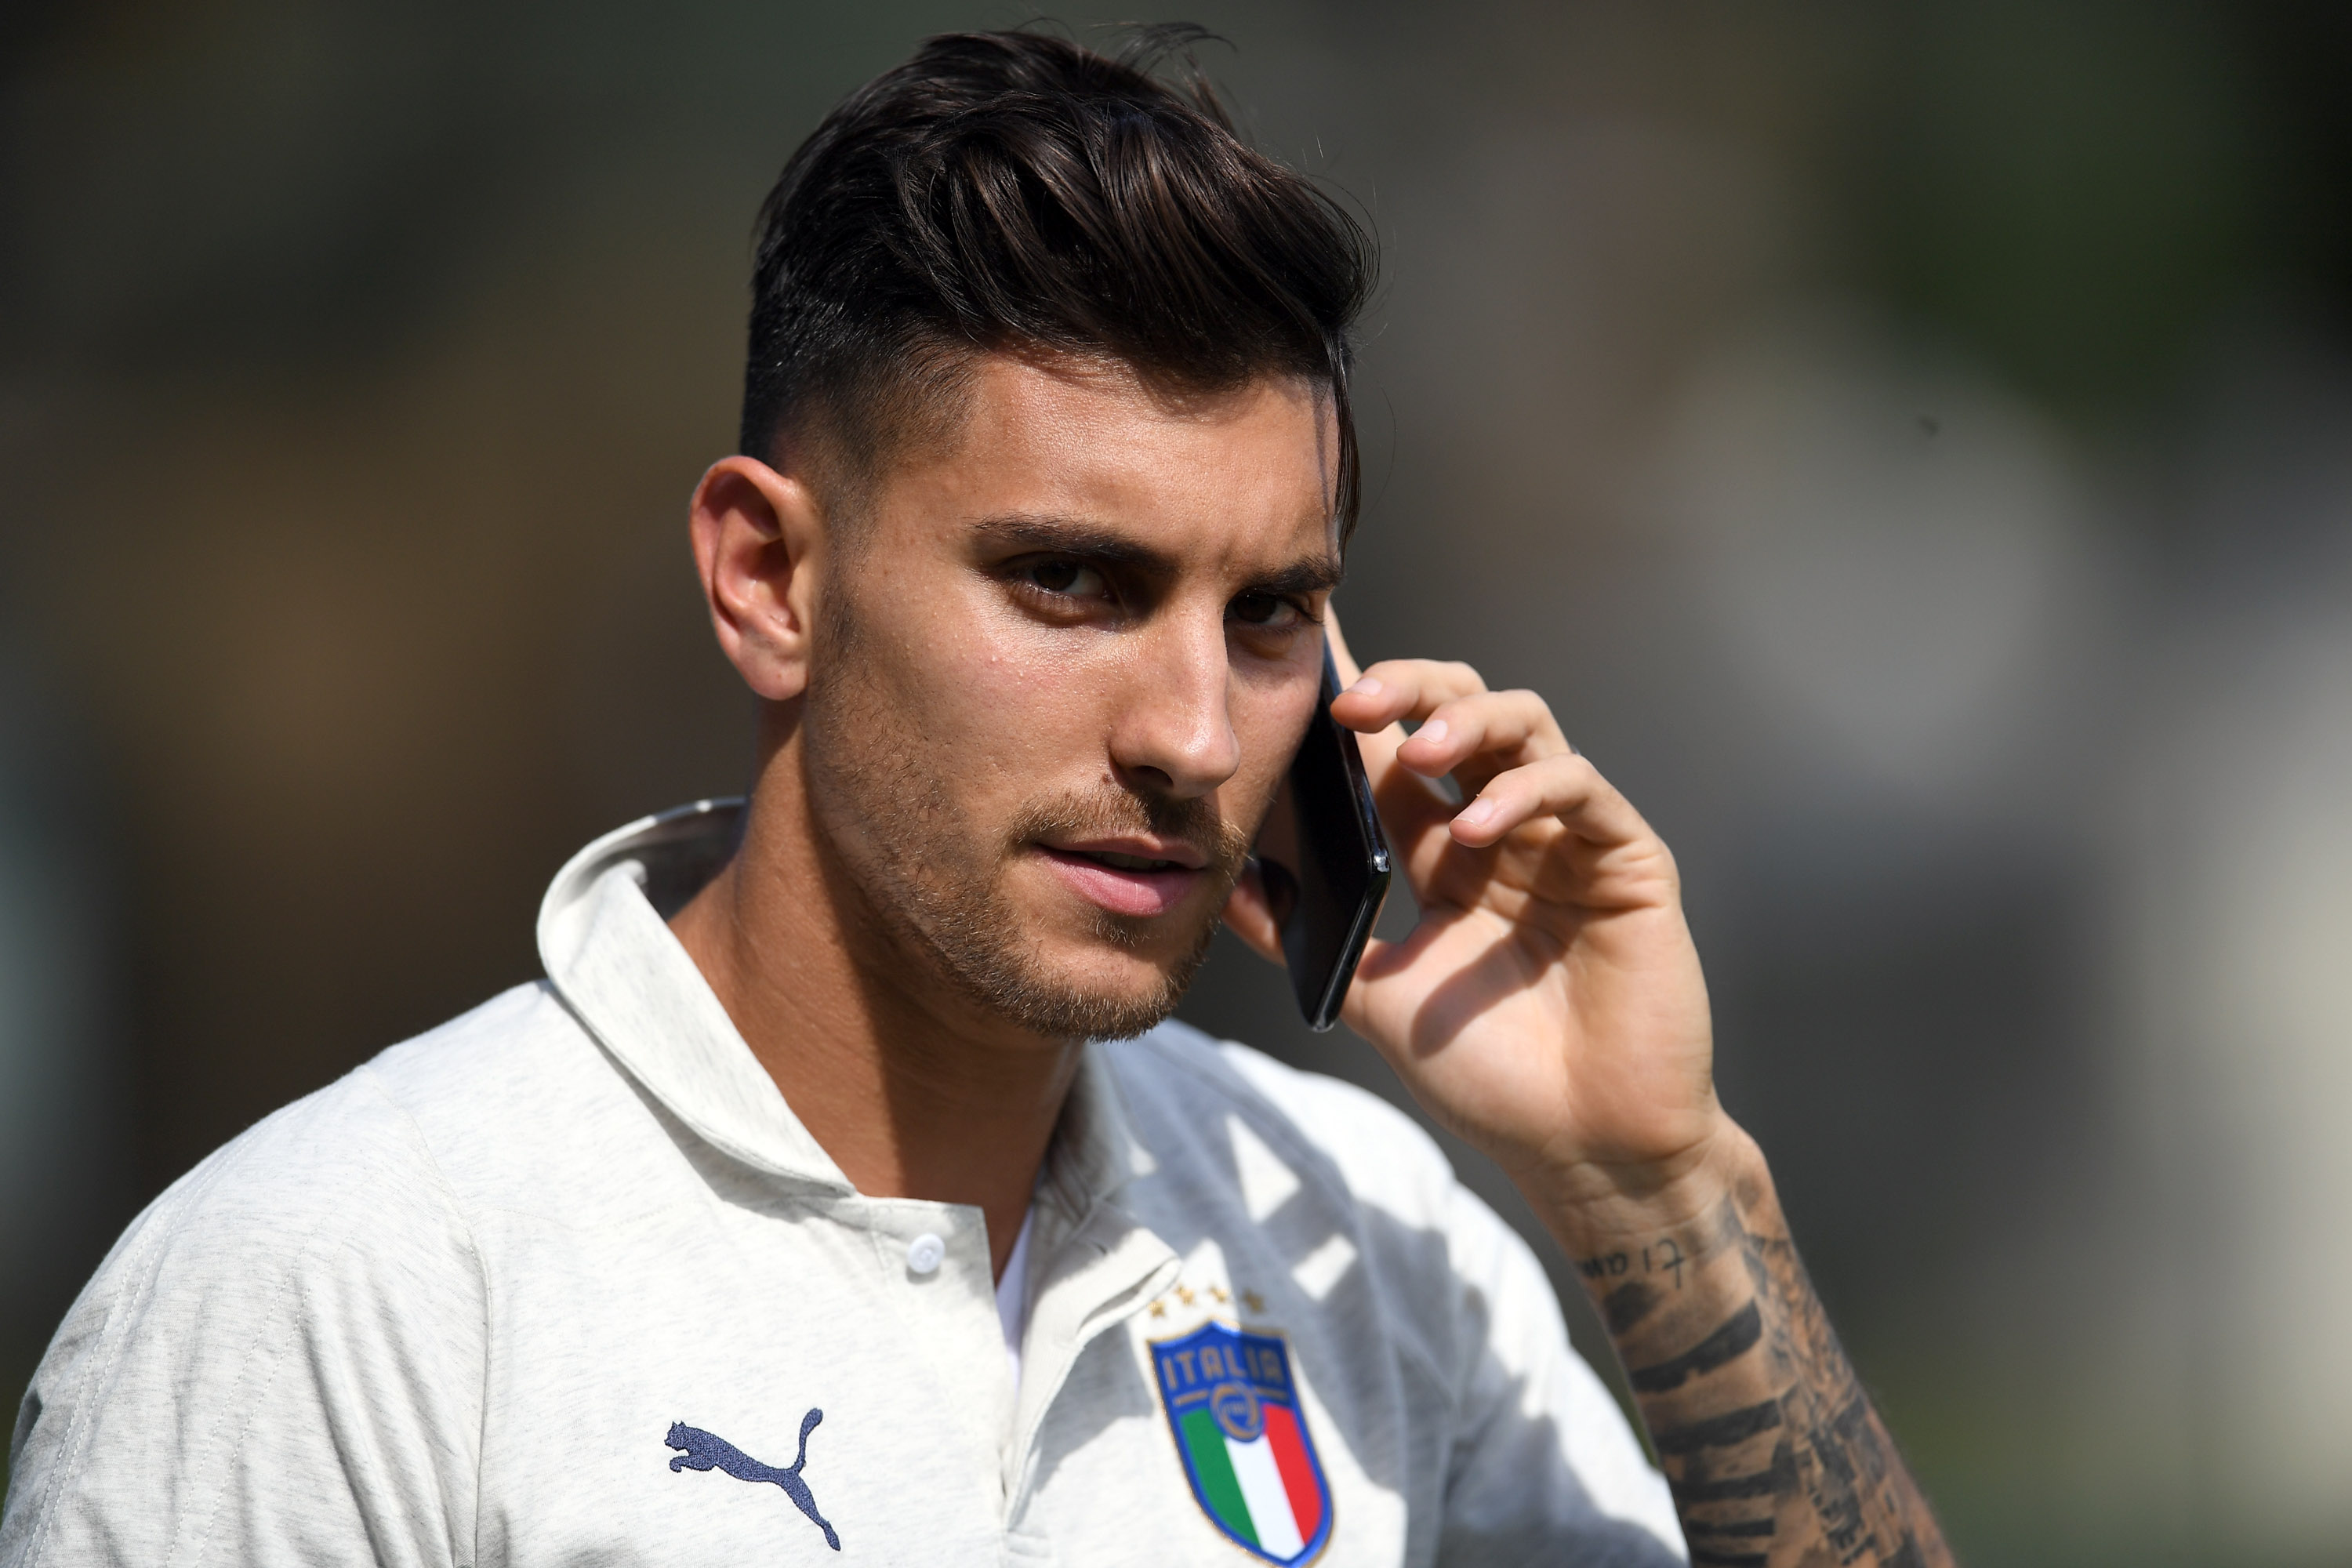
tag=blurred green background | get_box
[6,3,2352,1562]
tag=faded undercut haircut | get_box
[739,24,1377,539]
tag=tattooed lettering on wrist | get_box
[1574,1235,1688,1287]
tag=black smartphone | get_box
[1252,646,1393,1031]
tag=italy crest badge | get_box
[1152,1322,1333,1565]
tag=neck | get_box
[669,706,1076,1280]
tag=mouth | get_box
[1073,848,1189,872]
[1036,839,1210,918]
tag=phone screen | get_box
[1253,647,1393,1031]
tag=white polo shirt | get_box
[2,801,1682,1567]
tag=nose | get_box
[1109,610,1241,800]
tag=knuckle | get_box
[1360,662,1417,702]
[1433,695,1485,728]
[1495,690,1546,729]
[1552,753,1600,794]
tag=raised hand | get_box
[1222,619,1955,1568]
[1223,625,1724,1214]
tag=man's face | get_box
[800,354,1339,1040]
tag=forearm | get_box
[1534,1127,1954,1568]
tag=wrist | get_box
[1517,1112,1767,1263]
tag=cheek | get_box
[1225,678,1322,817]
[887,604,1113,787]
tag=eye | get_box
[1020,557,1110,600]
[1229,591,1306,630]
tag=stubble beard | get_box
[804,595,1252,1042]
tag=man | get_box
[3,28,1951,1568]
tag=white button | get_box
[906,1233,946,1275]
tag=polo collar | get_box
[536,799,1149,1208]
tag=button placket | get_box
[868,1203,1018,1477]
[1004,1200,1181,1504]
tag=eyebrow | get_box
[967,512,1345,597]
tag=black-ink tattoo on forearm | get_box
[1579,1174,1953,1566]
[1627,1301,1761,1393]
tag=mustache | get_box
[1007,789,1255,879]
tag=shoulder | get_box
[1,995,552,1564]
[24,981,597,1405]
[34,986,577,1353]
[358,975,598,1138]
[138,981,594,1247]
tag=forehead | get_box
[872,354,1339,563]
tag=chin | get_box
[1041,936,1189,997]
[907,863,1227,1043]
[970,924,1214,1043]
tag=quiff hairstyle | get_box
[739,25,1377,539]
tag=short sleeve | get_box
[2,1068,486,1568]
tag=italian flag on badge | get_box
[1152,1321,1333,1564]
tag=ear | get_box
[688,456,825,702]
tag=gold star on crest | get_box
[1175,1285,1196,1306]
[1149,1298,1167,1319]
[1210,1284,1230,1304]
[1241,1290,1265,1314]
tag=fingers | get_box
[1336,661,1574,817]
[1448,750,1655,854]
[1323,652,1634,883]
[1328,658,1488,734]
[1308,646,1675,935]
[1392,688,1571,780]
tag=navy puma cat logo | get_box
[666,1411,840,1551]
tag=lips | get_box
[1036,844,1207,918]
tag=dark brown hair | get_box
[740,25,1376,536]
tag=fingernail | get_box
[1456,797,1496,827]
[1345,676,1381,697]
[1415,718,1449,748]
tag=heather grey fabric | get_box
[2,800,1683,1567]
